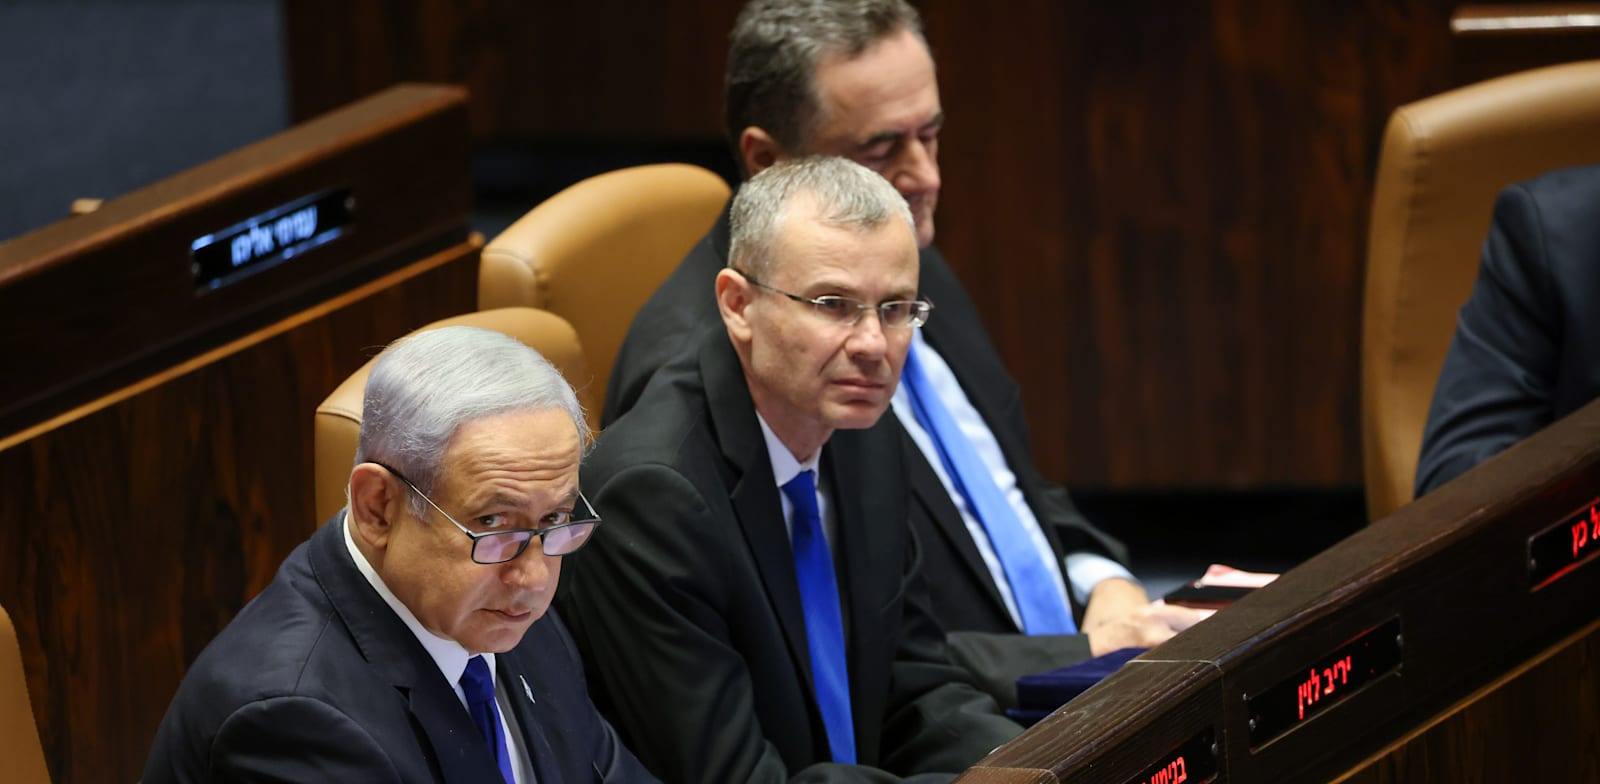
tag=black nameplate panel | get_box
[1248,617,1402,748]
[1126,727,1217,784]
[1528,496,1600,589]
[191,188,354,291]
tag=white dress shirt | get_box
[890,329,1134,629]
[343,512,534,783]
[757,413,835,553]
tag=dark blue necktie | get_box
[901,342,1077,635]
[780,469,856,764]
[460,655,515,784]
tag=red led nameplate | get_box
[1527,496,1600,589]
[1124,728,1216,784]
[1247,617,1402,748]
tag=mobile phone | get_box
[1161,581,1255,609]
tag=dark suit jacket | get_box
[561,331,1021,783]
[143,514,655,784]
[1416,165,1600,497]
[604,203,1127,689]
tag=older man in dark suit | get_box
[560,156,1020,783]
[143,327,655,783]
[600,0,1198,703]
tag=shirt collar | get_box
[341,511,493,688]
[756,412,821,489]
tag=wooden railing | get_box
[0,84,482,784]
[960,397,1600,782]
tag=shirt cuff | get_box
[1063,552,1137,606]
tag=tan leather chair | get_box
[1362,60,1600,521]
[313,308,591,523]
[0,602,50,784]
[478,163,730,412]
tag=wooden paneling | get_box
[1337,621,1600,783]
[0,84,473,439]
[921,0,1463,488]
[982,660,1225,784]
[0,84,481,784]
[282,2,1579,489]
[0,245,479,784]
[958,395,1600,781]
[283,0,745,140]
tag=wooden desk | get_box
[0,85,480,784]
[960,397,1600,782]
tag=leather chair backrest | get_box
[313,308,591,523]
[0,602,50,783]
[1362,59,1600,521]
[478,163,729,412]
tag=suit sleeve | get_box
[530,608,660,783]
[568,464,950,784]
[1034,481,1128,567]
[944,631,1091,710]
[207,696,401,783]
[1415,183,1561,497]
[877,528,1024,776]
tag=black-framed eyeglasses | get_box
[734,268,933,328]
[372,462,600,563]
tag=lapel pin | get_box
[520,675,536,704]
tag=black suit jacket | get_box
[604,203,1126,687]
[561,331,1021,783]
[143,515,654,784]
[1416,165,1600,497]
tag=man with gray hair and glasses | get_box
[601,0,1201,707]
[144,327,656,783]
[559,156,1020,783]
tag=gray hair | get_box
[729,155,914,279]
[725,0,924,165]
[354,326,590,517]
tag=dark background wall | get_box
[278,0,1501,492]
[4,6,1593,782]
[5,1,1579,495]
[0,1,288,242]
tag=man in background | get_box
[604,0,1197,702]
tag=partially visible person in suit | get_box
[1415,164,1600,497]
[143,327,656,783]
[601,0,1199,702]
[560,156,1021,783]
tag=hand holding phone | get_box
[1161,581,1255,609]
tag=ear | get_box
[716,267,756,346]
[348,462,402,554]
[738,126,785,176]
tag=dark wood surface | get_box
[0,84,482,784]
[282,0,745,141]
[0,84,472,440]
[281,1,1582,489]
[1337,620,1600,783]
[958,396,1600,781]
[0,245,480,784]
[982,660,1225,784]
[924,0,1465,488]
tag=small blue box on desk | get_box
[1008,647,1148,726]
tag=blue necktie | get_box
[780,470,856,764]
[460,655,515,784]
[901,343,1077,635]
